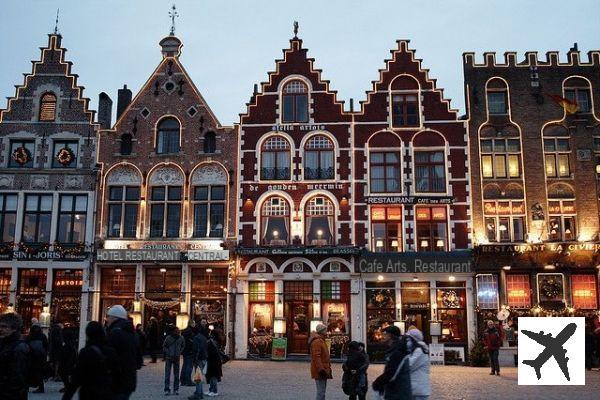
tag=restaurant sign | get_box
[359,251,472,274]
[236,246,361,256]
[366,196,454,205]
[96,249,181,262]
[185,250,230,261]
[476,242,600,254]
[13,251,89,261]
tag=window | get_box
[0,194,17,243]
[193,185,225,238]
[391,94,419,127]
[480,139,520,179]
[261,136,291,180]
[305,196,335,246]
[304,135,334,180]
[371,207,402,252]
[487,92,508,115]
[156,118,180,154]
[476,274,499,309]
[57,195,87,243]
[483,201,525,242]
[564,78,591,113]
[8,140,35,168]
[505,275,531,308]
[107,186,140,238]
[414,151,445,193]
[39,93,57,121]
[249,281,275,302]
[149,186,181,237]
[204,131,216,154]
[571,275,597,309]
[436,281,467,343]
[370,152,401,193]
[120,134,133,155]
[22,195,52,243]
[282,80,308,123]
[52,140,79,168]
[548,199,576,241]
[594,137,600,177]
[415,206,447,251]
[261,196,290,245]
[544,138,570,178]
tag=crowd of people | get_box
[0,305,226,400]
[309,323,431,400]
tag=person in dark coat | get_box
[205,332,223,396]
[180,319,197,386]
[58,329,78,393]
[372,326,412,400]
[0,313,29,400]
[483,320,502,375]
[49,322,64,380]
[189,329,208,400]
[146,317,161,363]
[62,321,119,400]
[135,323,147,364]
[26,323,49,393]
[106,305,138,400]
[342,341,369,400]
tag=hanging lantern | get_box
[40,306,51,327]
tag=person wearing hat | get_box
[406,327,431,400]
[309,323,332,400]
[106,305,138,400]
[372,325,412,399]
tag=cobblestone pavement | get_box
[34,359,600,400]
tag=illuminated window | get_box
[480,139,520,179]
[415,206,447,251]
[261,196,290,245]
[370,207,402,252]
[544,138,570,178]
[57,195,87,243]
[39,93,57,121]
[192,185,225,238]
[476,274,499,309]
[22,194,52,244]
[156,117,180,154]
[107,186,139,238]
[484,200,525,242]
[547,199,576,241]
[594,137,600,177]
[261,136,291,180]
[0,194,17,243]
[564,77,591,113]
[505,275,531,308]
[391,94,419,127]
[304,135,334,180]
[370,151,401,193]
[149,186,181,238]
[305,196,335,246]
[414,151,445,193]
[282,80,308,123]
[571,275,597,309]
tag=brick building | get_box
[464,46,600,362]
[0,33,98,342]
[95,33,237,338]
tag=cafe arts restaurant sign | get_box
[359,251,472,274]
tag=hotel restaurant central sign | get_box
[96,249,230,262]
[358,251,472,274]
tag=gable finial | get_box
[54,8,60,35]
[293,21,299,38]
[169,4,179,36]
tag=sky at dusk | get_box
[1,0,598,125]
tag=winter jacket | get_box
[0,332,29,400]
[406,337,431,397]
[372,337,412,400]
[26,327,49,385]
[192,332,208,365]
[107,318,138,394]
[205,338,223,381]
[146,321,161,350]
[483,327,502,350]
[163,333,185,360]
[181,327,196,356]
[309,333,332,380]
[342,350,369,396]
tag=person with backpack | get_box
[189,328,208,400]
[106,305,138,400]
[372,325,412,400]
[0,313,29,400]
[163,324,185,396]
[180,319,197,386]
[26,322,49,393]
[205,331,224,397]
[342,341,369,400]
[62,321,119,400]
[483,320,502,376]
[405,327,431,400]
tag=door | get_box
[286,301,312,354]
[404,309,430,342]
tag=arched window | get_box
[305,196,335,246]
[156,117,180,154]
[482,184,525,243]
[304,135,334,180]
[282,80,308,123]
[39,93,57,121]
[148,167,183,238]
[548,184,576,242]
[120,133,133,155]
[486,78,508,115]
[261,136,291,180]
[390,76,420,127]
[564,77,592,113]
[480,138,521,179]
[413,131,446,193]
[204,131,216,154]
[261,196,290,245]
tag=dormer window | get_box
[390,75,420,127]
[564,77,592,113]
[282,80,308,123]
[156,117,180,155]
[39,93,57,121]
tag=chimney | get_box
[570,42,579,52]
[97,92,113,129]
[349,98,354,112]
[116,85,132,121]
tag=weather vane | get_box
[293,21,299,38]
[54,8,60,35]
[169,4,179,36]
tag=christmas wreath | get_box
[12,146,31,166]
[56,146,75,166]
[368,289,394,308]
[541,278,562,299]
[441,290,460,308]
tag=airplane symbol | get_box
[521,322,577,381]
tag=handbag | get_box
[193,366,205,384]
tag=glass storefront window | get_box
[436,281,467,343]
[248,281,275,358]
[571,275,598,309]
[17,269,47,330]
[366,281,396,361]
[51,270,82,329]
[99,267,135,321]
[0,269,11,313]
[321,281,350,358]
[476,274,499,309]
[191,268,227,332]
[505,274,531,308]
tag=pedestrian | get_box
[135,323,147,364]
[342,341,369,400]
[585,320,595,371]
[62,321,119,400]
[49,322,64,380]
[406,327,431,400]
[180,319,197,386]
[106,304,138,400]
[205,331,223,397]
[58,329,78,393]
[372,325,412,400]
[309,323,332,400]
[0,313,29,400]
[189,328,208,400]
[26,322,49,393]
[483,320,502,376]
[147,317,161,363]
[163,324,185,396]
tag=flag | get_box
[547,94,579,114]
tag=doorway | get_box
[285,301,312,354]
[403,309,430,342]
